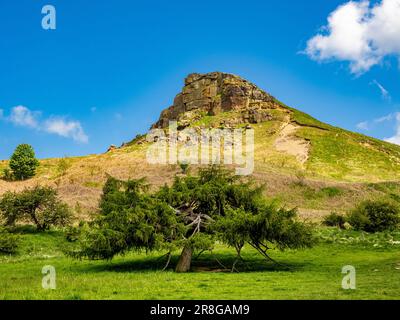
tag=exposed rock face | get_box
[151,72,282,129]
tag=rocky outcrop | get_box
[151,72,282,129]
[106,144,117,153]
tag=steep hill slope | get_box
[1,72,400,219]
[149,72,400,182]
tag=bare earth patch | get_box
[274,122,310,164]
[297,208,332,222]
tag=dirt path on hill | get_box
[274,122,310,164]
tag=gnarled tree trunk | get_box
[175,246,193,273]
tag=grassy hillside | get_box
[289,107,400,182]
[1,101,400,219]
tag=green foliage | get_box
[0,192,20,226]
[0,227,20,254]
[186,233,214,252]
[0,186,72,231]
[72,166,314,271]
[69,177,185,260]
[9,144,39,180]
[323,212,346,229]
[2,168,13,182]
[319,187,343,198]
[179,162,190,174]
[64,221,85,242]
[347,200,400,233]
[292,184,344,202]
[56,158,72,177]
[213,204,314,260]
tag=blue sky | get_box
[0,0,398,159]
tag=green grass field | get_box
[1,228,400,300]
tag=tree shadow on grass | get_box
[191,251,308,273]
[9,225,39,234]
[9,225,62,237]
[78,256,177,273]
[74,251,309,274]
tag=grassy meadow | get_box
[1,227,400,300]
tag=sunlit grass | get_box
[1,228,399,300]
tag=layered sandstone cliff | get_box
[151,72,284,129]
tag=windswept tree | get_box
[68,177,185,261]
[9,144,39,180]
[158,166,314,272]
[0,186,72,231]
[71,166,315,272]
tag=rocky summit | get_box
[151,72,282,129]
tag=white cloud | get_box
[356,121,369,130]
[44,118,89,143]
[9,105,40,128]
[360,112,400,145]
[385,112,400,144]
[375,113,394,123]
[1,105,89,144]
[372,80,391,101]
[305,0,400,74]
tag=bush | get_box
[9,144,39,180]
[0,227,20,254]
[2,168,13,181]
[56,158,72,177]
[347,200,400,233]
[0,186,72,231]
[320,187,343,198]
[323,212,346,229]
[65,221,85,242]
[179,162,190,174]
